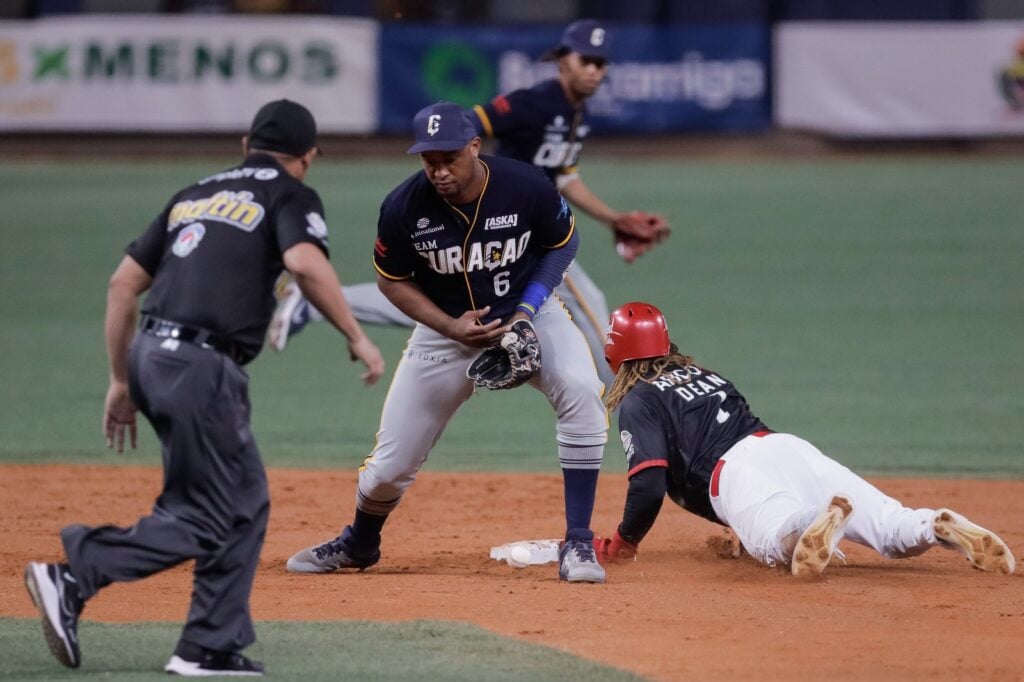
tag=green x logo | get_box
[34,46,69,80]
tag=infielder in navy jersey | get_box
[23,100,385,676]
[593,302,1015,577]
[287,102,608,583]
[268,19,669,388]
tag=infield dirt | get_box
[2,464,1021,681]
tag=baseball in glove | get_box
[611,211,671,264]
[466,319,541,390]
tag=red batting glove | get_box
[593,531,638,563]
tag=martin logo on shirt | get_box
[168,191,265,233]
[484,214,518,230]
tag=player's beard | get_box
[577,76,603,97]
[567,75,603,103]
[433,159,484,203]
[433,179,457,196]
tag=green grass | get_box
[1,156,1022,475]
[0,618,644,681]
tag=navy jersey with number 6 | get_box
[372,154,575,323]
[472,79,589,185]
[617,363,769,523]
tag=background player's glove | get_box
[466,319,541,390]
[612,211,671,264]
[593,531,638,562]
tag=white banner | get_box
[0,16,378,133]
[775,22,1024,137]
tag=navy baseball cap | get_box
[247,99,319,157]
[542,19,609,61]
[406,101,479,154]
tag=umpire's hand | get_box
[348,334,386,386]
[104,380,138,453]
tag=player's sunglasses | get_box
[580,56,608,69]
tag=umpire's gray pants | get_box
[62,333,270,654]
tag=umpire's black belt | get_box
[139,315,249,364]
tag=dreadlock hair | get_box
[604,343,694,412]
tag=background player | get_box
[594,301,1015,577]
[268,18,669,387]
[286,102,608,583]
[23,100,385,675]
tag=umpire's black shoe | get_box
[24,562,85,668]
[165,640,265,677]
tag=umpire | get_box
[24,99,384,676]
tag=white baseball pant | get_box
[709,432,938,567]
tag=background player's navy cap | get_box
[247,99,319,157]
[406,101,479,154]
[541,19,609,61]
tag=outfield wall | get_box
[1,16,1022,138]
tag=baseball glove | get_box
[612,211,671,264]
[466,319,541,390]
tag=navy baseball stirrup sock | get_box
[562,468,599,532]
[351,509,387,548]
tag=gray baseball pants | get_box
[355,297,608,515]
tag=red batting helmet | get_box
[604,301,671,373]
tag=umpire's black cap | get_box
[541,19,609,61]
[247,99,319,157]
[406,101,479,154]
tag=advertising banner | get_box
[0,16,378,132]
[776,22,1024,137]
[378,23,770,134]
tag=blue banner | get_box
[379,23,770,134]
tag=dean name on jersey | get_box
[648,365,731,403]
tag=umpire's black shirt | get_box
[127,153,329,362]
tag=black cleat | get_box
[165,640,264,677]
[24,562,84,668]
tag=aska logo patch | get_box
[172,223,206,257]
[484,214,518,230]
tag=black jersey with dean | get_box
[372,154,575,323]
[472,79,589,185]
[616,363,769,523]
[126,153,330,360]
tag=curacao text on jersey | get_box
[416,232,532,275]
